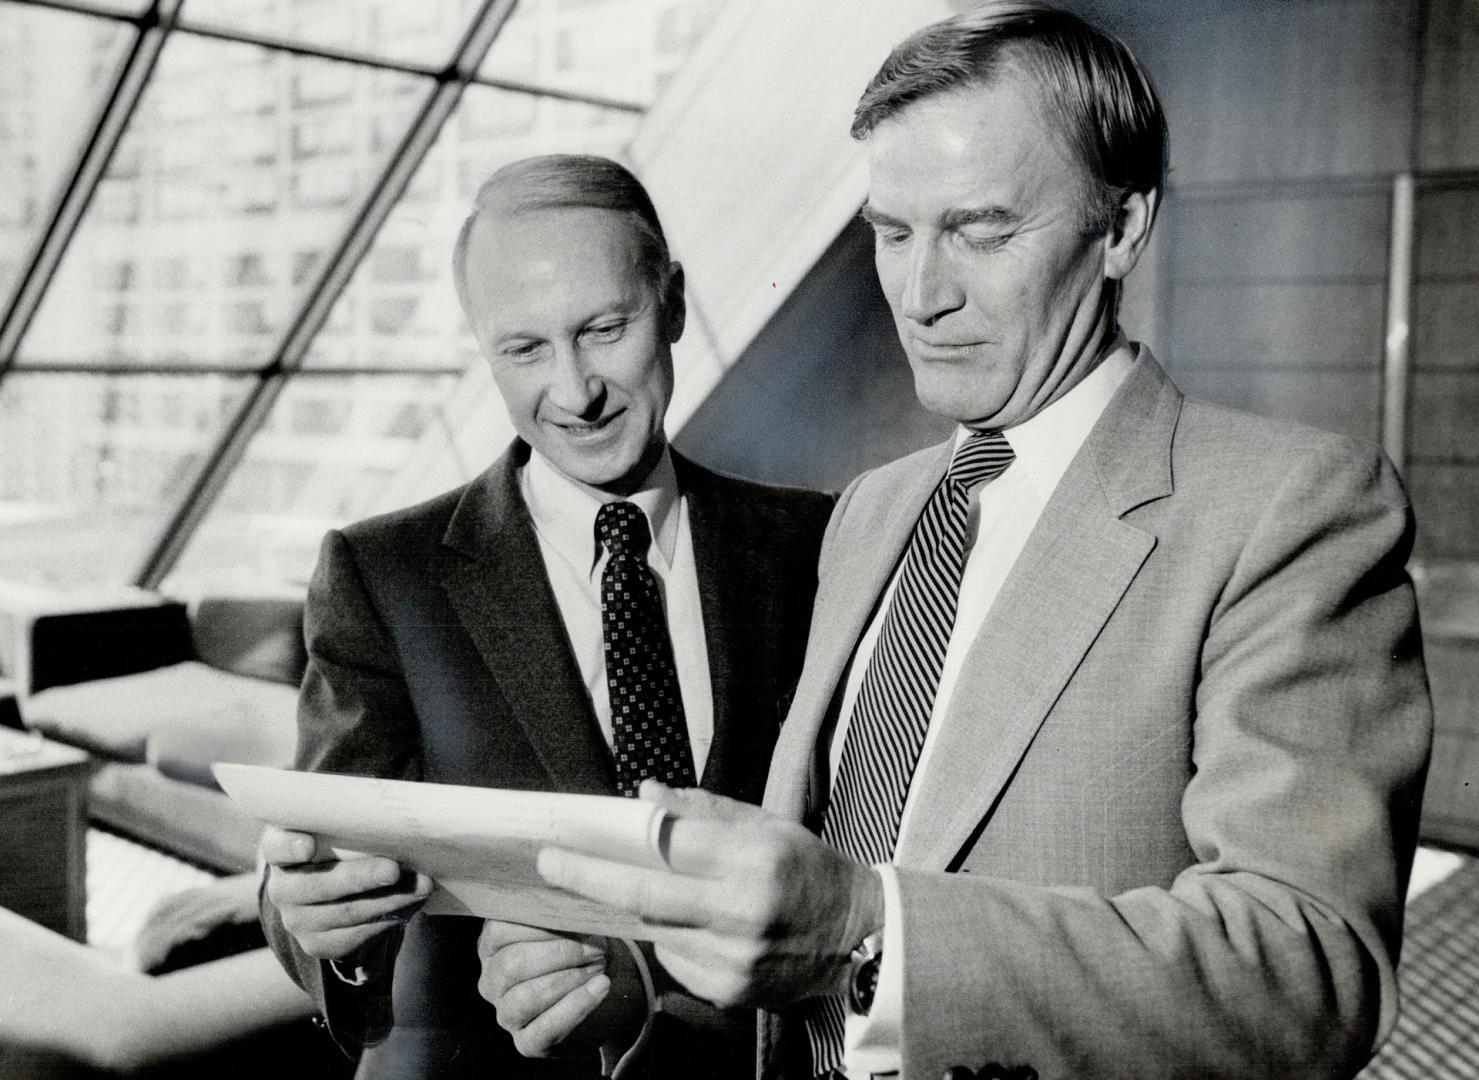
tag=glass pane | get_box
[480,0,729,107]
[0,372,252,589]
[182,0,480,68]
[303,84,640,371]
[18,35,429,370]
[361,363,517,515]
[166,373,464,591]
[0,4,134,306]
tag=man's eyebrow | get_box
[858,203,1022,231]
[490,331,537,348]
[939,206,1021,230]
[858,203,906,229]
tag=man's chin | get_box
[544,447,650,497]
[911,377,1009,429]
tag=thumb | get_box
[260,826,324,866]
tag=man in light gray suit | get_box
[489,6,1432,1078]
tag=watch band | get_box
[847,931,884,1015]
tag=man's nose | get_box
[900,240,965,325]
[547,348,601,415]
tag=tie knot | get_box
[947,429,1014,489]
[595,500,651,559]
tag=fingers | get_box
[273,877,430,955]
[507,972,612,1059]
[637,783,788,877]
[652,939,743,1008]
[479,934,609,1002]
[477,920,561,957]
[260,826,327,866]
[482,950,608,1030]
[273,880,429,960]
[267,851,431,961]
[267,851,413,907]
[637,780,768,823]
[538,847,713,927]
[290,917,403,961]
[279,874,430,931]
[477,932,613,1059]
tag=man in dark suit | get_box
[258,154,833,1079]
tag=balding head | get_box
[452,154,675,318]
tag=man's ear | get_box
[1104,188,1159,281]
[663,261,686,343]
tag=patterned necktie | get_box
[596,500,697,797]
[807,429,1015,1076]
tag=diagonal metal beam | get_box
[8,360,469,377]
[469,72,645,113]
[172,16,643,112]
[133,0,518,588]
[3,0,146,25]
[0,0,184,375]
[10,0,646,111]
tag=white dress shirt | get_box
[835,342,1138,1077]
[521,445,714,1077]
[520,446,715,779]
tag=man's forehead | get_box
[469,201,641,256]
[863,79,1081,217]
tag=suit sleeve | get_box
[889,441,1432,1080]
[259,528,423,1054]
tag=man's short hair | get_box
[852,2,1167,234]
[452,154,673,313]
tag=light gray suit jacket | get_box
[761,352,1432,1080]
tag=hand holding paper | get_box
[260,826,430,961]
[216,763,673,938]
[535,780,885,1009]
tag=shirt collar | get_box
[956,336,1138,499]
[521,445,682,576]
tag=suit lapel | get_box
[896,353,1182,868]
[677,455,746,794]
[764,441,953,823]
[440,443,615,795]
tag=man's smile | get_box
[548,408,625,439]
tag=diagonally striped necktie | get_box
[806,428,1015,1076]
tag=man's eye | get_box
[959,230,1011,251]
[502,342,544,362]
[870,225,910,248]
[583,321,627,342]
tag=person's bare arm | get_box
[0,907,311,1072]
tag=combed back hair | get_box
[852,2,1167,234]
[452,154,672,313]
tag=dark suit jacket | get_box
[261,441,834,1080]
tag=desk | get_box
[0,727,89,940]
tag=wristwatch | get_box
[847,932,884,1015]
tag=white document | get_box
[214,762,668,938]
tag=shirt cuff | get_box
[843,864,903,1078]
[604,937,659,1079]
